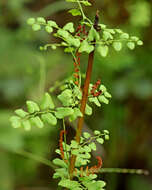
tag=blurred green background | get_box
[0,0,152,189]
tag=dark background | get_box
[0,0,152,189]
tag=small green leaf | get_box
[127,42,135,50]
[88,27,100,41]
[99,85,107,92]
[130,36,139,41]
[57,89,73,106]
[104,130,109,134]
[71,140,79,148]
[40,93,55,110]
[41,113,57,126]
[120,33,129,39]
[97,45,109,57]
[47,20,58,28]
[68,9,81,16]
[55,107,74,119]
[26,101,40,113]
[22,120,31,131]
[99,24,106,29]
[98,95,109,104]
[32,24,41,31]
[30,116,44,128]
[57,29,70,39]
[94,130,100,135]
[105,135,109,140]
[115,29,123,33]
[85,104,92,115]
[37,17,46,24]
[97,138,104,144]
[63,22,75,33]
[10,116,21,128]
[53,158,68,168]
[45,26,53,33]
[59,179,80,189]
[89,142,96,151]
[81,1,92,6]
[69,108,82,122]
[79,40,94,54]
[15,109,28,118]
[27,18,35,25]
[113,42,122,51]
[103,31,113,40]
[64,47,74,53]
[104,91,112,98]
[89,97,101,107]
[83,132,91,139]
[137,40,143,46]
[67,37,80,47]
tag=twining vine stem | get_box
[69,10,100,179]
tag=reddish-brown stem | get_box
[69,11,100,179]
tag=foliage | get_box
[2,0,150,190]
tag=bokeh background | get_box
[0,0,152,189]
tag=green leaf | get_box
[105,135,109,140]
[127,42,135,50]
[68,9,81,16]
[27,18,35,25]
[47,20,58,28]
[89,97,101,107]
[89,142,96,151]
[10,116,21,128]
[81,1,92,6]
[64,47,74,53]
[83,132,91,139]
[63,22,75,33]
[130,36,139,41]
[88,27,100,41]
[85,104,92,115]
[55,107,74,119]
[57,89,73,106]
[30,116,44,128]
[99,85,107,92]
[41,113,57,126]
[103,130,109,134]
[97,45,109,57]
[37,17,46,24]
[15,109,28,118]
[32,24,41,31]
[69,108,82,122]
[104,91,112,98]
[97,138,104,144]
[99,24,106,29]
[22,120,31,131]
[53,158,68,168]
[98,95,109,104]
[40,93,55,110]
[57,29,70,39]
[103,31,113,40]
[67,37,80,47]
[94,130,101,135]
[79,40,94,54]
[26,101,40,113]
[137,40,143,46]
[120,33,129,39]
[113,42,122,51]
[59,179,80,189]
[45,26,53,33]
[70,140,79,148]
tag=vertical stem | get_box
[69,11,100,179]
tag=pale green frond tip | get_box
[32,24,41,31]
[127,42,135,50]
[68,9,81,16]
[37,17,46,24]
[63,22,75,33]
[45,26,53,33]
[27,18,35,25]
[10,116,21,128]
